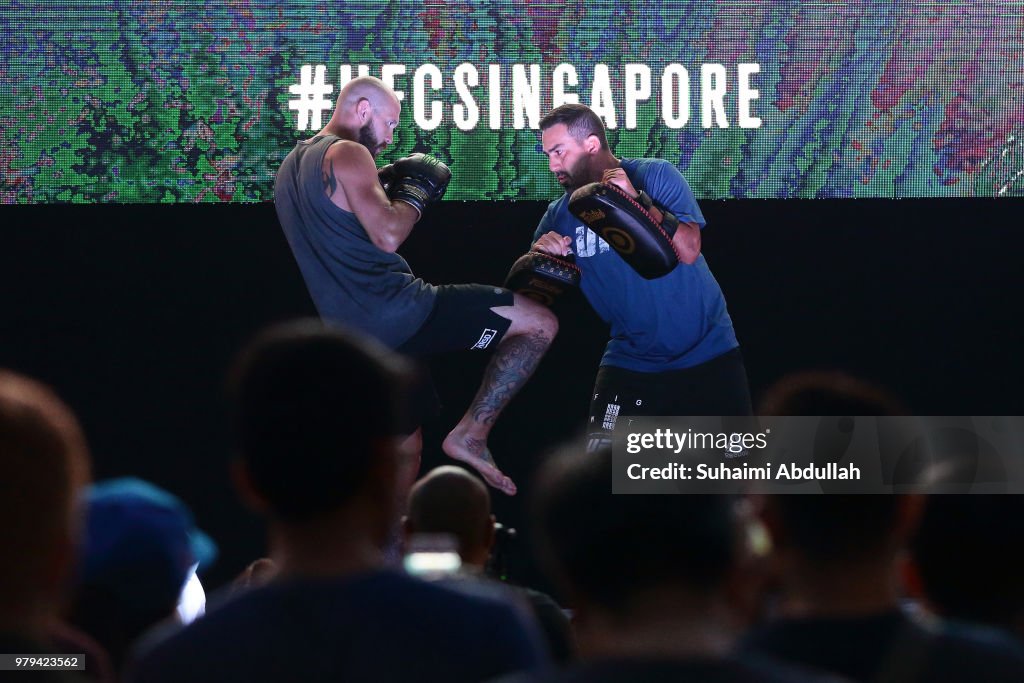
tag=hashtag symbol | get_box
[288,64,334,131]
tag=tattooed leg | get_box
[443,327,553,496]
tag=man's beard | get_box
[358,122,383,157]
[557,157,598,194]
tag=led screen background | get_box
[2,0,1022,203]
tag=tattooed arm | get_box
[321,140,419,253]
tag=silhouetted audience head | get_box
[757,369,918,569]
[533,447,739,622]
[70,477,217,673]
[0,370,90,640]
[129,326,548,683]
[524,448,845,682]
[405,466,495,567]
[227,319,414,530]
[757,370,916,569]
[742,374,1024,682]
[746,489,1024,682]
[405,466,577,666]
[757,370,906,416]
[912,495,1024,637]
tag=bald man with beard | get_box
[274,76,557,496]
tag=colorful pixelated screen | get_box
[2,1,1023,202]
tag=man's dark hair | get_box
[408,466,491,557]
[228,320,413,523]
[757,370,906,417]
[757,370,909,566]
[769,495,904,566]
[532,447,737,615]
[539,104,609,150]
[0,370,90,610]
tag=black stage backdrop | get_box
[2,199,1022,590]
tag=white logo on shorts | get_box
[471,328,499,350]
[601,402,621,431]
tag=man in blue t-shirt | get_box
[532,104,751,450]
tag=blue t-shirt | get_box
[534,158,738,372]
[130,570,547,683]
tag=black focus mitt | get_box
[568,182,681,279]
[504,251,581,307]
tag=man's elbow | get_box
[673,224,701,265]
[679,250,700,265]
[369,220,406,253]
[373,234,401,253]
[679,238,701,264]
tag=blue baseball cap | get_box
[78,477,218,611]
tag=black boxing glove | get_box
[504,251,581,307]
[388,153,451,218]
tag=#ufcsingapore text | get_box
[288,62,763,131]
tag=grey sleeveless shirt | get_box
[274,135,436,347]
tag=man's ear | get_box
[356,97,372,122]
[585,134,601,155]
[230,458,269,513]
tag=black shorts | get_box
[586,347,752,451]
[397,284,515,357]
[395,284,515,434]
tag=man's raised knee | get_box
[506,294,559,339]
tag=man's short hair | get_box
[227,320,414,523]
[407,466,491,557]
[758,371,911,566]
[768,495,904,567]
[539,104,609,150]
[0,370,90,606]
[532,447,737,615]
[757,370,906,416]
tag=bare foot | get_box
[442,431,517,496]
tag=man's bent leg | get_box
[443,294,557,495]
